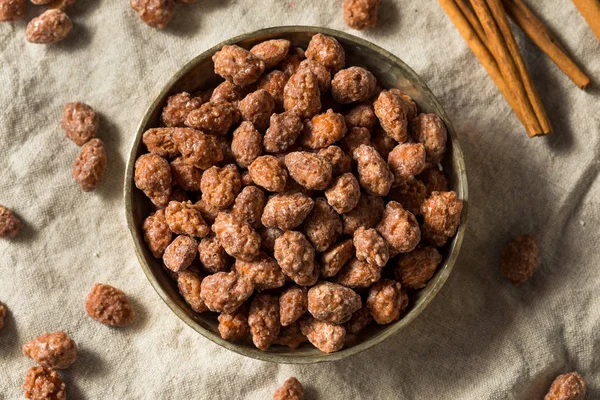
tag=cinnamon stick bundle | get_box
[471,0,544,136]
[502,0,591,89]
[571,0,600,41]
[486,0,551,134]
[437,0,529,128]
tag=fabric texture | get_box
[1,0,599,398]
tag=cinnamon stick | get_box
[571,0,600,41]
[486,0,552,134]
[437,0,530,129]
[471,0,542,137]
[503,0,591,89]
[455,0,488,46]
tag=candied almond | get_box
[342,192,384,235]
[22,366,66,400]
[279,286,308,326]
[377,201,420,253]
[135,153,172,207]
[387,178,427,216]
[387,143,427,185]
[0,0,25,21]
[344,307,372,334]
[257,70,288,109]
[198,235,231,273]
[239,89,275,132]
[366,279,407,324]
[500,235,539,285]
[73,138,107,192]
[285,151,332,190]
[343,0,380,30]
[320,239,354,278]
[177,269,208,313]
[411,113,447,164]
[85,283,135,326]
[261,192,314,231]
[308,282,361,325]
[143,128,180,159]
[301,109,347,149]
[331,67,377,104]
[218,304,250,342]
[61,102,98,146]
[264,111,303,153]
[161,92,204,127]
[273,377,304,400]
[544,372,586,400]
[232,185,266,229]
[163,235,198,272]
[26,9,72,44]
[259,226,283,255]
[374,90,409,143]
[283,69,321,119]
[390,88,417,120]
[240,170,253,187]
[165,200,209,237]
[170,156,203,191]
[248,155,288,193]
[211,80,246,104]
[142,209,172,258]
[339,126,371,157]
[0,205,21,238]
[305,33,345,72]
[274,231,319,286]
[184,101,238,136]
[22,331,77,370]
[169,188,189,203]
[130,0,174,29]
[299,316,345,353]
[353,227,389,267]
[353,144,393,196]
[200,164,241,209]
[420,191,462,247]
[195,197,220,224]
[344,103,377,130]
[371,126,397,160]
[274,322,308,349]
[317,146,352,177]
[212,212,261,261]
[172,128,223,169]
[335,257,381,288]
[249,293,281,350]
[200,271,254,313]
[325,172,361,214]
[297,59,331,92]
[234,253,285,291]
[231,121,262,168]
[303,197,342,252]
[250,39,291,69]
[212,45,265,87]
[396,246,441,289]
[418,167,449,196]
[278,47,306,77]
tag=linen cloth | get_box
[1,0,599,398]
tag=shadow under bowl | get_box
[124,26,469,364]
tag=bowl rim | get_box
[124,25,469,364]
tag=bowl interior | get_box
[125,26,468,364]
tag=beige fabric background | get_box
[1,0,599,398]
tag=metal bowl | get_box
[124,26,468,364]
